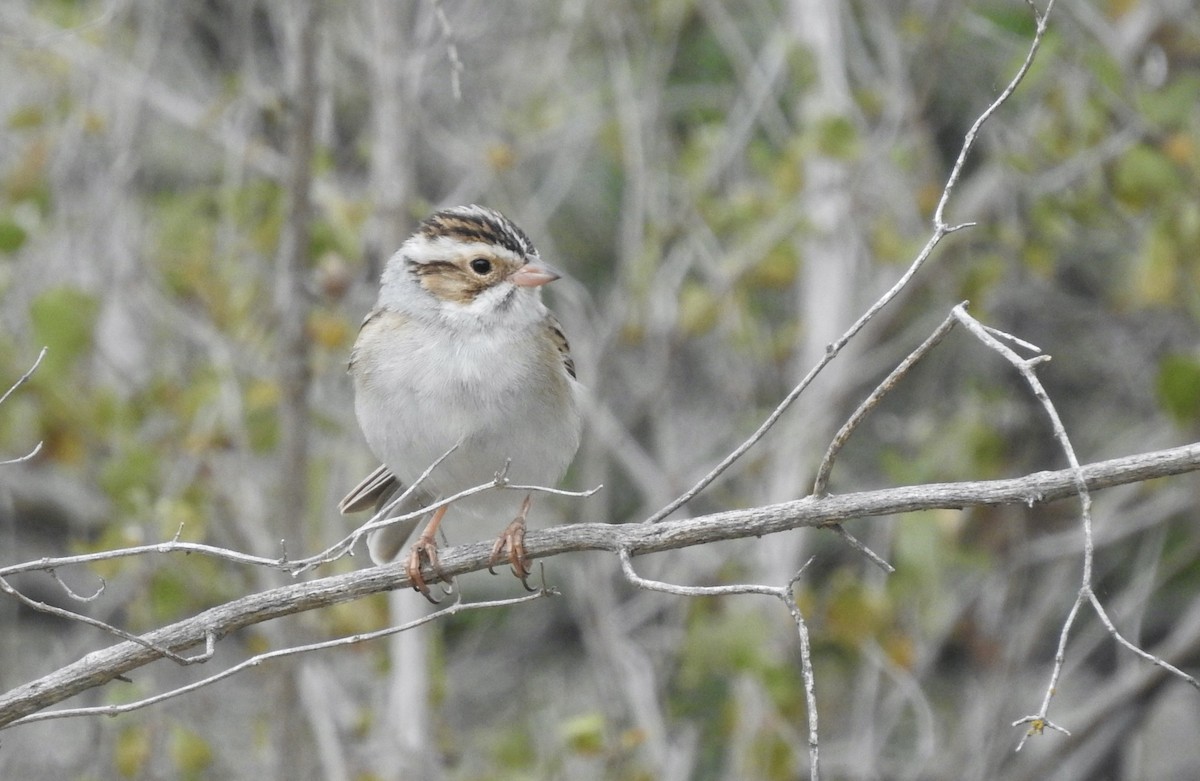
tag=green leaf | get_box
[99,442,160,511]
[115,725,151,778]
[0,218,27,253]
[6,104,46,130]
[1112,145,1183,210]
[562,712,607,756]
[1157,354,1200,423]
[1138,75,1200,129]
[813,115,860,159]
[170,725,214,776]
[28,287,99,376]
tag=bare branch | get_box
[6,590,551,729]
[829,525,894,574]
[0,540,291,579]
[934,0,1057,227]
[2,443,1197,729]
[48,569,105,603]
[0,440,43,466]
[291,459,602,575]
[948,305,1194,747]
[952,304,1101,745]
[0,346,46,408]
[0,347,47,465]
[1085,590,1199,690]
[620,551,821,779]
[813,313,960,496]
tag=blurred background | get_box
[2,0,1199,779]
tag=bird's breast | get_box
[351,314,579,505]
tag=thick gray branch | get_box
[1,442,1197,728]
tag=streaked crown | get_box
[416,205,538,261]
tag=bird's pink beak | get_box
[511,262,562,288]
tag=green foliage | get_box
[1156,354,1200,424]
[561,712,607,755]
[812,115,860,160]
[6,104,47,130]
[98,438,159,514]
[1138,74,1200,130]
[114,724,151,778]
[1112,144,1185,210]
[0,216,28,253]
[169,725,215,778]
[29,286,98,377]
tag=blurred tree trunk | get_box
[764,2,863,578]
[362,2,438,778]
[273,3,321,779]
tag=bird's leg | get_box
[488,494,535,591]
[406,504,450,602]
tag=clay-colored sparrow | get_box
[339,205,582,598]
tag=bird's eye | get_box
[469,257,492,275]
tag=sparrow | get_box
[339,205,582,599]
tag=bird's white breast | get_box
[351,309,580,522]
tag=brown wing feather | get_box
[338,463,400,514]
[545,313,576,380]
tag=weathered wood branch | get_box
[1,442,1197,728]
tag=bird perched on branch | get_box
[339,205,582,599]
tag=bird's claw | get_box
[405,536,450,603]
[487,516,534,592]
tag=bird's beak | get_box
[511,262,562,288]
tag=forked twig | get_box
[813,313,960,496]
[619,550,820,779]
[950,304,1197,748]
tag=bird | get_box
[338,205,582,600]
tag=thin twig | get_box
[0,540,291,578]
[292,444,463,573]
[1086,590,1199,690]
[829,525,894,574]
[0,346,46,408]
[0,348,47,465]
[0,575,214,667]
[0,441,43,466]
[934,0,1056,227]
[48,569,105,602]
[292,469,601,575]
[619,550,820,779]
[952,304,1119,748]
[813,312,960,496]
